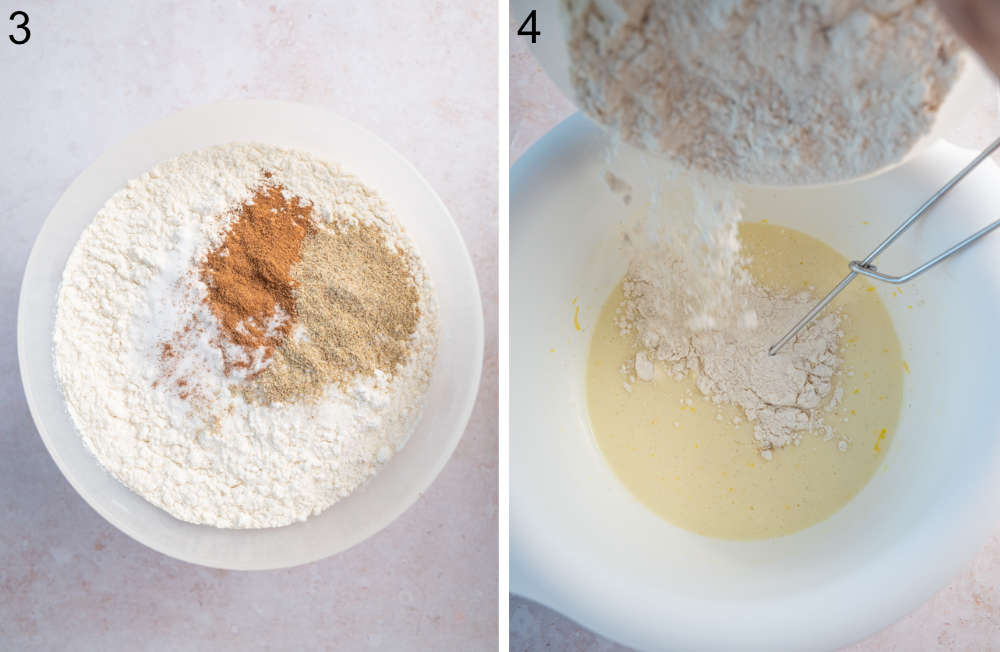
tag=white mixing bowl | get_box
[18,101,483,570]
[510,114,1000,651]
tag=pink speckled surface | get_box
[1,2,496,649]
[509,22,1000,652]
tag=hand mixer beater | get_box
[769,137,1000,356]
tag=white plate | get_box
[18,100,483,570]
[510,114,1000,651]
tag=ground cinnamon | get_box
[200,180,314,376]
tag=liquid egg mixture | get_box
[587,222,904,539]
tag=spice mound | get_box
[53,144,438,528]
[201,182,314,378]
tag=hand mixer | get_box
[769,136,1000,356]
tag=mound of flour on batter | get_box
[618,243,845,454]
[53,144,438,528]
[615,183,845,455]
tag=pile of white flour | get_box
[615,180,846,455]
[563,0,963,184]
[618,250,845,454]
[53,144,438,528]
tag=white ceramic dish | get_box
[18,100,483,570]
[510,114,1000,651]
[512,0,996,187]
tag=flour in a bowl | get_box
[618,242,845,454]
[53,144,438,528]
[614,183,846,454]
[563,0,963,184]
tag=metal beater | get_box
[769,136,1000,356]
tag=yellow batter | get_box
[587,222,904,539]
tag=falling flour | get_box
[562,0,930,452]
[563,0,964,184]
[53,144,438,528]
[613,179,847,455]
